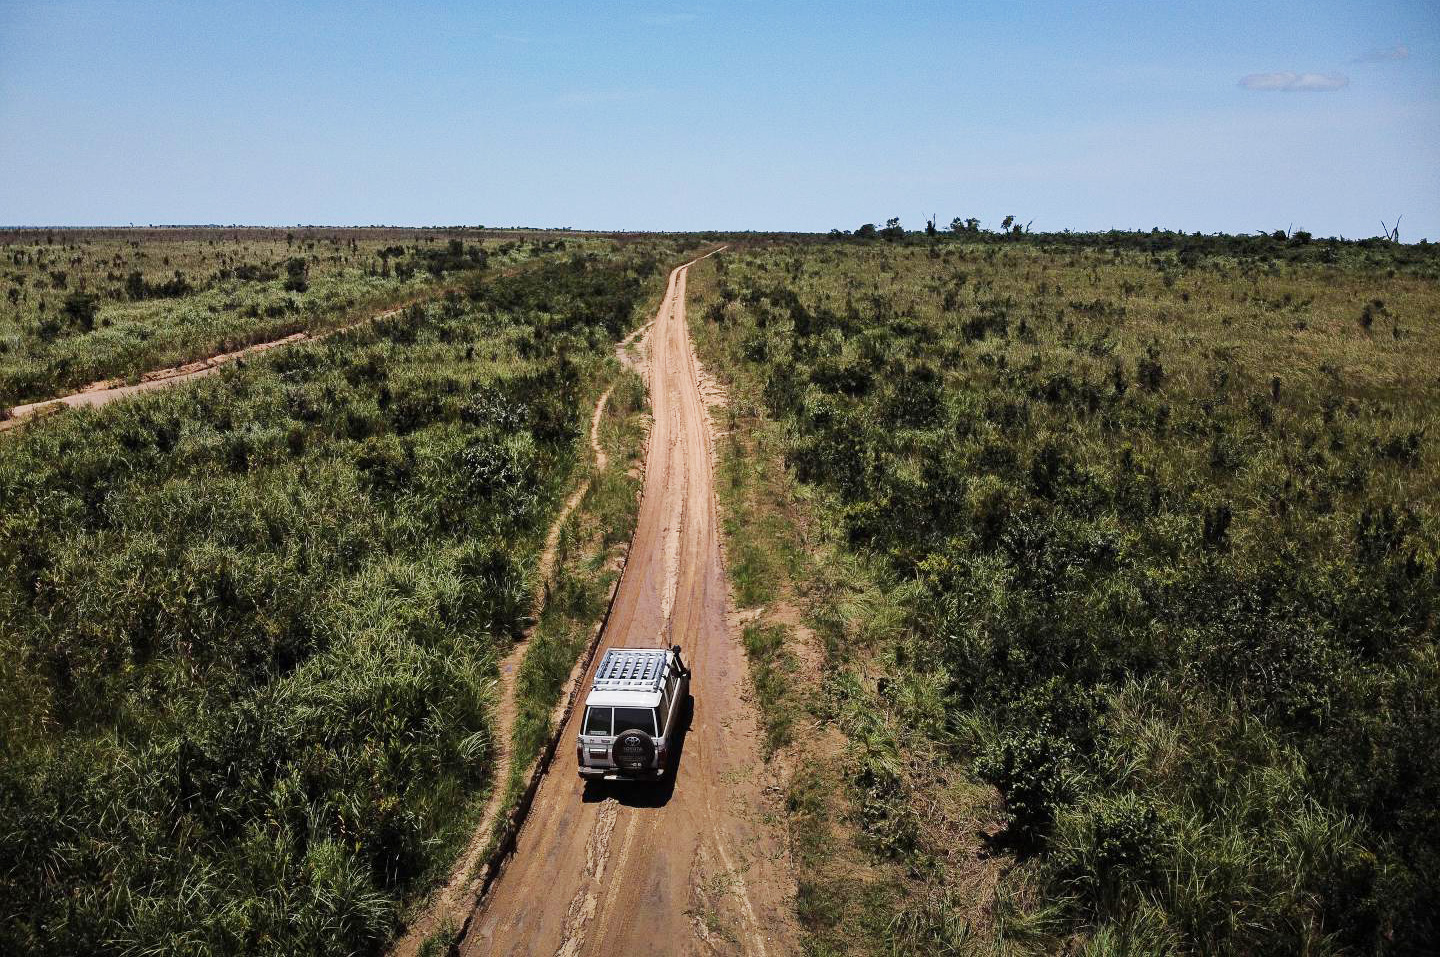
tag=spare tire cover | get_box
[611,730,655,772]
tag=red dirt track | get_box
[458,254,797,956]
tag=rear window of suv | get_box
[584,707,612,736]
[614,707,657,737]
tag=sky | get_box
[1,0,1437,237]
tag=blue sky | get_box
[1,0,1437,237]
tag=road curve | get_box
[459,253,797,956]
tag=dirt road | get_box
[458,255,797,956]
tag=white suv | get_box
[577,645,691,781]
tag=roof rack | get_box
[592,648,669,694]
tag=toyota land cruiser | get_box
[577,645,691,781]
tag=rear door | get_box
[582,706,613,767]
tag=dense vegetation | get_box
[0,228,591,406]
[693,236,1440,954]
[0,239,678,955]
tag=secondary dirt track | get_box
[458,254,797,956]
[0,333,306,431]
[0,292,445,433]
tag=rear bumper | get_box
[579,766,665,781]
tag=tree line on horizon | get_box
[831,215,1429,249]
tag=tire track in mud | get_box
[554,799,620,957]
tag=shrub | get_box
[61,291,99,331]
[284,256,310,293]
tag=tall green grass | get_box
[0,246,677,955]
[694,236,1440,954]
[0,229,601,406]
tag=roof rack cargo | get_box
[591,648,670,694]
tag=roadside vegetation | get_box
[506,367,648,798]
[0,237,685,956]
[410,364,649,957]
[0,227,601,407]
[691,232,1440,955]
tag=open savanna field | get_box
[0,227,608,407]
[3,224,1438,957]
[689,233,1440,955]
[0,228,697,955]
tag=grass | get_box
[0,237,689,956]
[506,364,648,795]
[417,919,460,957]
[469,257,670,863]
[693,258,978,955]
[5,224,1436,955]
[0,227,604,406]
[705,351,811,757]
[688,232,1440,955]
[740,622,799,753]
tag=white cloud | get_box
[1239,72,1349,92]
[1354,44,1410,63]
